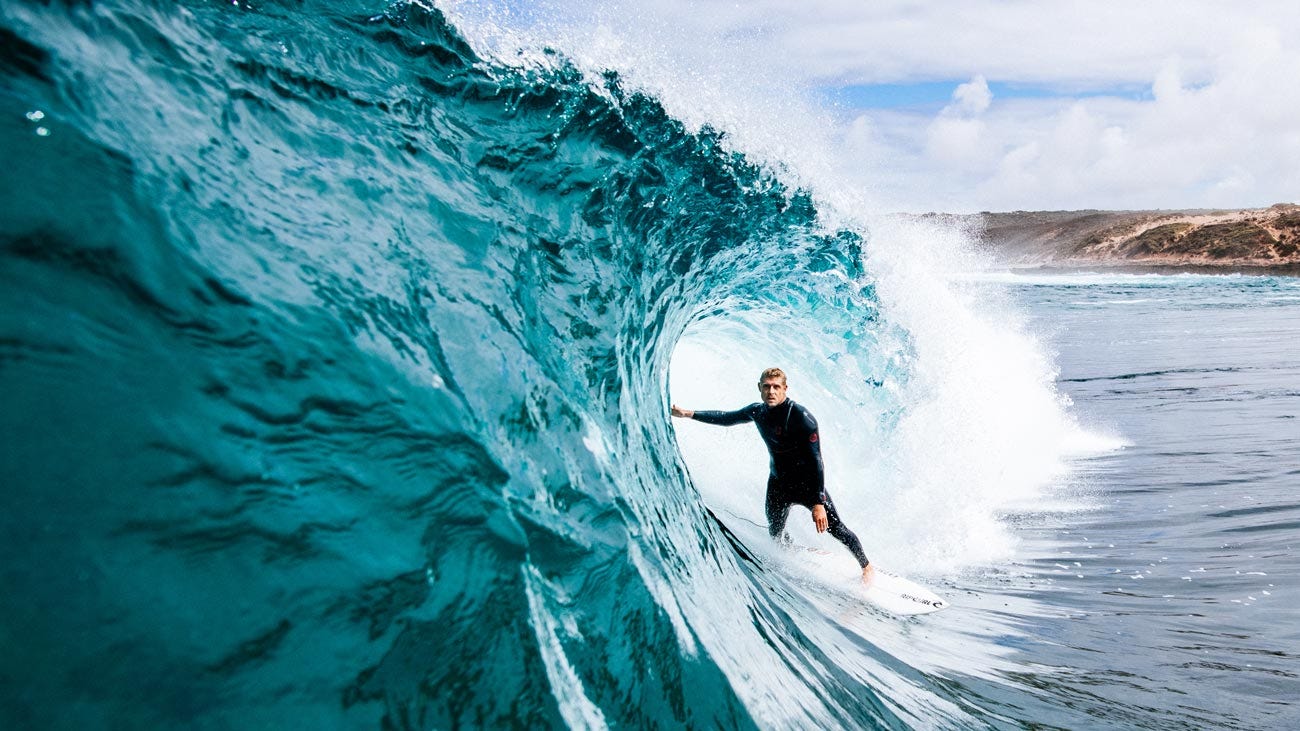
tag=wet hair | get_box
[758,367,787,386]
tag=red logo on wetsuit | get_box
[809,432,819,443]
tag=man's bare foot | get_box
[861,563,876,588]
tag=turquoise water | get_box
[3,2,1298,729]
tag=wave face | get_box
[1,2,1082,729]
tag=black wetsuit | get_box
[691,400,870,568]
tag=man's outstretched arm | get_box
[670,404,754,426]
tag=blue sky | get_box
[824,82,1153,113]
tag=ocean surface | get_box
[3,2,1298,729]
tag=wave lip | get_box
[0,1,881,728]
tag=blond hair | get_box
[758,367,787,386]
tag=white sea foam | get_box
[523,566,609,730]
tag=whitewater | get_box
[2,1,1297,729]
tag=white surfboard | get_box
[861,566,949,615]
[709,508,949,616]
[781,542,949,615]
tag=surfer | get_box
[671,367,875,585]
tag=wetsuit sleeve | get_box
[795,406,827,504]
[690,404,759,427]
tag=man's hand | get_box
[670,404,693,418]
[812,504,828,533]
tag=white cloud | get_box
[948,76,992,117]
[926,116,985,166]
[923,76,994,167]
[846,24,1300,211]
[448,0,1300,212]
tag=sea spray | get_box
[442,1,1105,571]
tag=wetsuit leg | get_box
[823,496,870,568]
[765,477,792,541]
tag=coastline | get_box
[998,261,1300,277]
[904,204,1300,276]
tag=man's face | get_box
[758,377,787,407]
